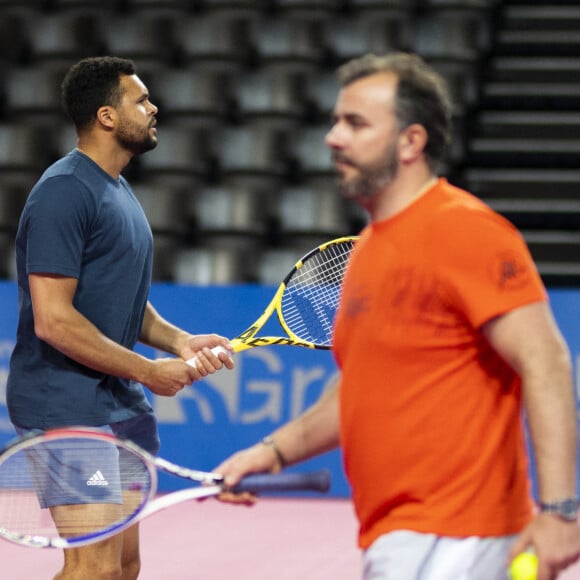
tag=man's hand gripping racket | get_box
[187,236,357,368]
[0,428,331,549]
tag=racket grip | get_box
[232,470,331,494]
[186,345,231,369]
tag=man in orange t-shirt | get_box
[215,53,580,580]
[335,177,544,548]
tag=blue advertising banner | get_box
[0,281,579,498]
[0,282,349,496]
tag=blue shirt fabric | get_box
[7,150,154,428]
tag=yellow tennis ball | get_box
[508,552,538,580]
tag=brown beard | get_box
[333,146,399,200]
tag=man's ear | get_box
[398,123,428,164]
[96,106,115,129]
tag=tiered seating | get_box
[461,0,580,285]
[6,0,576,286]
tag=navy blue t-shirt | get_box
[7,150,154,428]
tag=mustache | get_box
[331,152,356,166]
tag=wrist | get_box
[539,497,580,522]
[174,332,195,358]
[261,436,288,469]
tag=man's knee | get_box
[54,563,124,580]
[58,540,126,580]
[122,554,141,580]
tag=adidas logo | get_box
[86,470,109,487]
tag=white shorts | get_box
[363,530,517,580]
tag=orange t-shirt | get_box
[333,178,547,549]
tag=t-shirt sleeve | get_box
[437,206,547,329]
[23,175,95,278]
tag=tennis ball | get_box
[508,552,538,580]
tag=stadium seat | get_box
[132,183,190,237]
[305,70,339,121]
[215,124,291,186]
[257,240,339,285]
[235,68,307,127]
[102,13,177,66]
[273,0,337,17]
[0,0,42,9]
[291,125,335,179]
[152,67,234,128]
[44,0,123,10]
[5,66,68,122]
[25,12,105,65]
[0,180,27,233]
[0,230,15,280]
[413,8,490,64]
[174,12,255,71]
[193,185,268,238]
[173,246,253,285]
[139,125,209,185]
[277,184,347,237]
[253,15,326,71]
[122,0,191,11]
[348,0,409,8]
[325,10,412,63]
[0,124,52,185]
[0,12,30,65]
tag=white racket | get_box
[0,428,330,549]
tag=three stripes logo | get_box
[86,470,109,487]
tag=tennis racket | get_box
[0,428,330,549]
[187,236,357,366]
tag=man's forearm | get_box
[37,304,153,384]
[269,379,341,467]
[525,365,578,502]
[139,301,191,356]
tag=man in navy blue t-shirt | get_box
[7,56,234,579]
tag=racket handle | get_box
[232,470,331,494]
[186,345,231,369]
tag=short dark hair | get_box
[337,53,453,172]
[61,56,137,131]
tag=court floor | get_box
[0,497,362,579]
[1,498,579,579]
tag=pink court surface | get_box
[1,498,580,579]
[0,497,362,579]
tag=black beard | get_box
[117,133,158,156]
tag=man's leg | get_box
[50,502,126,580]
[48,496,142,579]
[53,535,124,580]
[120,524,141,580]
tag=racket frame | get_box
[0,428,223,549]
[229,235,358,353]
[0,428,330,549]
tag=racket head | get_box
[277,236,357,349]
[0,428,156,549]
